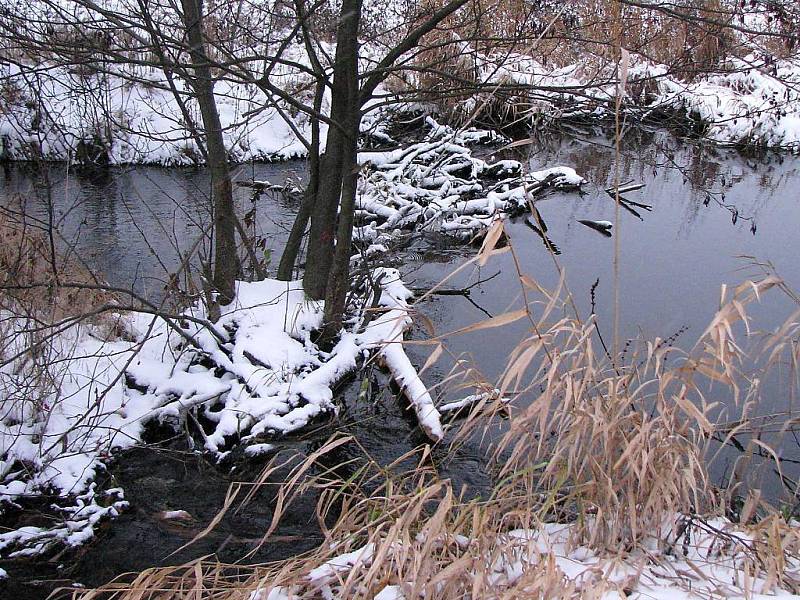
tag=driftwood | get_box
[236,179,284,191]
[605,182,645,195]
[353,118,586,241]
[378,343,444,442]
[438,390,510,422]
[604,182,652,220]
[578,219,613,237]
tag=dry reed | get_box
[72,221,800,599]
[0,203,114,325]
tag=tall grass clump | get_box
[75,223,800,598]
[1,202,113,388]
[0,201,124,373]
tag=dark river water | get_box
[1,127,799,596]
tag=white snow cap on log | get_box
[361,268,444,442]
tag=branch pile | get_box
[0,268,438,557]
[355,117,586,243]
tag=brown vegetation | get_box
[0,205,112,324]
[72,223,800,599]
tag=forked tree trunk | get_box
[302,0,362,302]
[181,0,239,305]
[281,0,469,336]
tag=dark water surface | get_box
[405,128,800,381]
[402,127,800,504]
[0,161,305,298]
[1,128,799,596]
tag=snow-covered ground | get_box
[1,44,798,167]
[466,49,800,152]
[642,56,800,151]
[0,62,313,164]
[254,517,800,599]
[0,269,441,556]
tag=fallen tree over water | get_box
[354,117,585,242]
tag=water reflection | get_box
[1,130,799,501]
[405,127,800,500]
[0,161,306,299]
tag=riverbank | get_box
[2,123,800,597]
[0,116,578,562]
[1,48,799,170]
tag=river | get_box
[1,126,799,596]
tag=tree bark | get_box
[302,0,362,301]
[277,74,324,281]
[181,0,239,305]
[322,1,361,334]
[322,140,358,335]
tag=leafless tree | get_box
[1,0,797,336]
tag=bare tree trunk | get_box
[277,79,324,281]
[302,0,362,302]
[181,0,239,305]
[322,0,361,335]
[322,142,358,336]
[303,133,343,299]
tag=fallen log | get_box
[438,390,510,421]
[578,219,613,236]
[379,339,444,442]
[605,182,645,195]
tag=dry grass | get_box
[401,0,799,126]
[0,204,114,326]
[0,203,113,397]
[0,203,128,440]
[71,222,800,599]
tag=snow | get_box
[1,311,162,502]
[438,389,509,414]
[373,585,404,599]
[579,219,613,230]
[0,58,314,165]
[1,271,441,556]
[256,516,800,599]
[354,116,585,241]
[156,510,192,521]
[307,543,376,585]
[244,443,276,457]
[642,56,800,151]
[360,268,443,441]
[0,485,127,557]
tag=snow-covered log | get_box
[360,268,443,442]
[354,117,586,243]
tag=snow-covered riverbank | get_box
[0,268,442,556]
[254,516,800,599]
[1,49,799,168]
[460,49,800,152]
[0,62,312,165]
[0,103,592,562]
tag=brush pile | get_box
[355,117,586,243]
[0,207,439,558]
